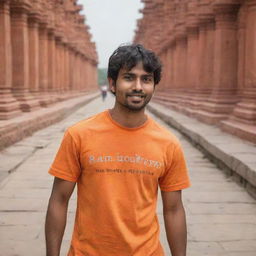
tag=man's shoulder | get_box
[67,110,107,135]
[148,117,180,146]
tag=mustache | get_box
[126,93,146,97]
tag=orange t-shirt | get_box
[49,110,191,256]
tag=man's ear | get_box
[108,77,116,94]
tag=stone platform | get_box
[147,101,256,199]
[0,92,100,150]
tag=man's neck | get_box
[109,106,148,128]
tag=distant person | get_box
[100,85,108,101]
[45,44,191,256]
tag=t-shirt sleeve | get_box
[48,130,81,182]
[159,143,191,191]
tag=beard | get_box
[120,93,152,111]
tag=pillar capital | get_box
[10,0,31,14]
[48,28,55,39]
[39,22,48,37]
[28,13,40,24]
[187,26,199,36]
[247,0,256,8]
[0,0,10,3]
[174,24,187,41]
[213,1,241,16]
[213,1,240,29]
[186,12,200,29]
[0,0,10,14]
[198,2,214,25]
[28,8,41,27]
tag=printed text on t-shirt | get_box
[89,153,162,169]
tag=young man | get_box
[45,44,191,256]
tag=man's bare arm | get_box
[45,177,76,256]
[161,190,187,256]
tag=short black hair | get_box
[107,44,162,85]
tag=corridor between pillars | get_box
[0,0,98,120]
[134,0,256,144]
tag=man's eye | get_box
[124,76,132,81]
[143,77,153,82]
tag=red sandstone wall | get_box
[134,0,256,143]
[0,0,98,120]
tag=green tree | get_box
[98,68,108,86]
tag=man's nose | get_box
[133,78,143,91]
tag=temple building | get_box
[134,0,256,144]
[0,0,98,120]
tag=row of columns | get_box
[0,0,98,120]
[134,0,256,143]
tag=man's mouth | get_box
[127,95,145,102]
[127,94,145,98]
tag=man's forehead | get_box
[120,63,153,75]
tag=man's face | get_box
[109,62,155,111]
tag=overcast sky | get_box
[78,0,144,68]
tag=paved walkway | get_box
[0,95,256,256]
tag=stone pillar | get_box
[60,42,70,100]
[59,43,65,93]
[193,2,216,116]
[201,2,240,124]
[38,21,49,106]
[78,54,83,91]
[47,29,56,93]
[204,20,215,96]
[186,29,199,84]
[0,0,21,119]
[171,41,178,93]
[157,51,164,91]
[81,56,86,92]
[55,36,61,95]
[10,0,39,112]
[28,12,40,94]
[70,48,76,93]
[69,48,75,92]
[171,25,187,110]
[62,43,67,92]
[72,52,77,91]
[81,57,87,92]
[65,45,70,93]
[163,47,171,92]
[221,1,256,142]
[185,2,200,113]
[93,62,98,90]
[196,22,208,96]
[168,41,175,93]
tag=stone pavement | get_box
[0,95,256,256]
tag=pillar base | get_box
[194,92,238,123]
[182,92,237,124]
[220,93,256,143]
[36,92,56,107]
[152,90,185,108]
[232,102,256,124]
[152,91,173,105]
[221,119,256,144]
[0,89,21,120]
[57,92,72,102]
[192,109,228,124]
[12,89,40,112]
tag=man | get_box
[100,85,108,101]
[45,44,191,256]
